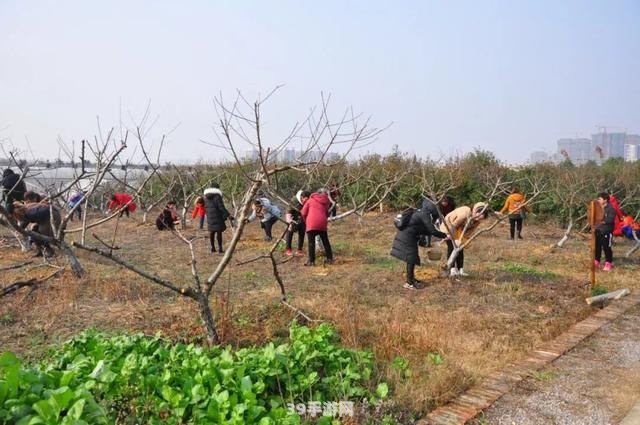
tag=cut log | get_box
[585,288,630,305]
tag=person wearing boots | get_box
[204,185,231,253]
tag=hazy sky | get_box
[1,0,639,164]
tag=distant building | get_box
[550,153,564,164]
[591,132,627,161]
[557,138,592,165]
[627,134,640,145]
[529,151,550,164]
[276,149,297,164]
[300,150,323,163]
[625,143,639,162]
[244,148,341,164]
[624,134,640,162]
[243,149,260,161]
[609,133,627,158]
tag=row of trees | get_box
[133,149,640,229]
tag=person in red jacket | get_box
[192,196,206,230]
[300,188,334,266]
[107,192,137,217]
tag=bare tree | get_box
[73,88,386,344]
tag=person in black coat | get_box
[204,185,230,253]
[284,190,310,256]
[419,197,440,248]
[595,191,616,270]
[390,208,448,290]
[419,195,456,247]
[2,169,27,213]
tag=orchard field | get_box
[2,210,639,423]
[2,114,640,423]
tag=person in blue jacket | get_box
[68,191,85,221]
[247,197,282,242]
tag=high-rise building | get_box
[624,144,638,162]
[609,133,627,158]
[591,132,627,160]
[624,134,640,162]
[557,138,592,165]
[627,134,640,145]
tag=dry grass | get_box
[1,212,639,418]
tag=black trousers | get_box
[285,221,305,250]
[70,207,82,221]
[446,239,464,269]
[307,230,333,263]
[595,230,613,263]
[261,216,278,239]
[209,230,224,252]
[407,260,416,284]
[509,217,523,239]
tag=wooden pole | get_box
[588,200,597,289]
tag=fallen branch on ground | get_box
[1,268,64,297]
[0,260,33,272]
[585,288,630,306]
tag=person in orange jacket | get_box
[192,196,206,230]
[621,215,640,240]
[500,188,531,240]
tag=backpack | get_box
[394,208,416,230]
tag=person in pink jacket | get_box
[300,188,334,266]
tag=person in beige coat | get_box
[439,202,489,276]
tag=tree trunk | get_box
[60,243,85,277]
[197,292,220,345]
